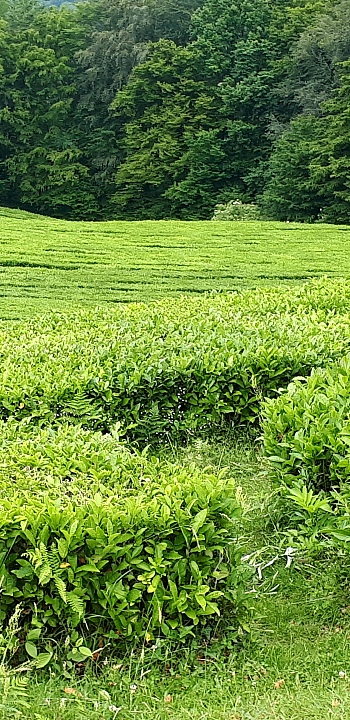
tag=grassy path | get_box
[1,207,350,318]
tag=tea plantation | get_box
[2,206,350,319]
[2,214,350,719]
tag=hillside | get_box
[1,207,350,319]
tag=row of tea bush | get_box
[0,421,249,659]
[263,358,350,490]
[2,278,350,651]
[262,356,350,549]
[2,279,350,443]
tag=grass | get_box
[2,206,350,318]
[17,439,350,720]
[26,611,350,720]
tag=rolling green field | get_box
[2,206,350,318]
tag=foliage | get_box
[212,199,261,221]
[261,354,350,555]
[3,209,350,320]
[10,438,350,719]
[111,0,325,218]
[260,114,324,222]
[262,356,350,491]
[283,0,350,117]
[0,422,247,642]
[73,0,204,214]
[0,278,349,441]
[111,40,219,219]
[0,0,95,216]
[0,0,333,219]
[262,0,350,224]
[308,59,350,224]
[0,606,31,716]
[263,55,350,224]
[21,588,350,718]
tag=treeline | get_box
[0,0,350,222]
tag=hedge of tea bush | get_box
[261,358,350,552]
[1,280,350,443]
[5,279,350,645]
[0,422,248,641]
[262,357,350,491]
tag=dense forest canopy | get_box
[0,0,349,221]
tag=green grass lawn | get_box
[1,206,350,318]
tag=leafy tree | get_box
[77,0,203,104]
[0,1,95,216]
[0,0,339,220]
[262,58,350,225]
[112,0,280,218]
[283,0,350,116]
[112,0,329,218]
[262,2,350,224]
[260,114,324,221]
[73,0,204,215]
[111,40,219,218]
[309,59,350,223]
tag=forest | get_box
[1,0,350,222]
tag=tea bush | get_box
[1,280,350,443]
[0,423,248,645]
[262,357,350,490]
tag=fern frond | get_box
[48,549,61,574]
[27,543,52,585]
[0,672,29,711]
[53,575,67,603]
[63,391,94,417]
[66,592,85,618]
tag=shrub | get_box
[0,421,145,498]
[262,357,350,490]
[0,423,248,643]
[211,200,261,221]
[0,280,350,443]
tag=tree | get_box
[0,1,95,216]
[111,40,219,218]
[309,59,350,223]
[73,0,204,215]
[112,0,328,218]
[260,114,324,221]
[283,0,350,116]
[0,0,338,220]
[262,2,350,225]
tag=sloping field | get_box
[1,206,350,318]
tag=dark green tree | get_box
[309,59,350,223]
[112,0,328,218]
[111,40,219,218]
[282,0,350,116]
[0,0,337,220]
[0,0,99,216]
[73,0,204,215]
[260,114,324,221]
[262,3,350,224]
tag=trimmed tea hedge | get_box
[1,280,350,442]
[262,357,350,490]
[0,423,247,640]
